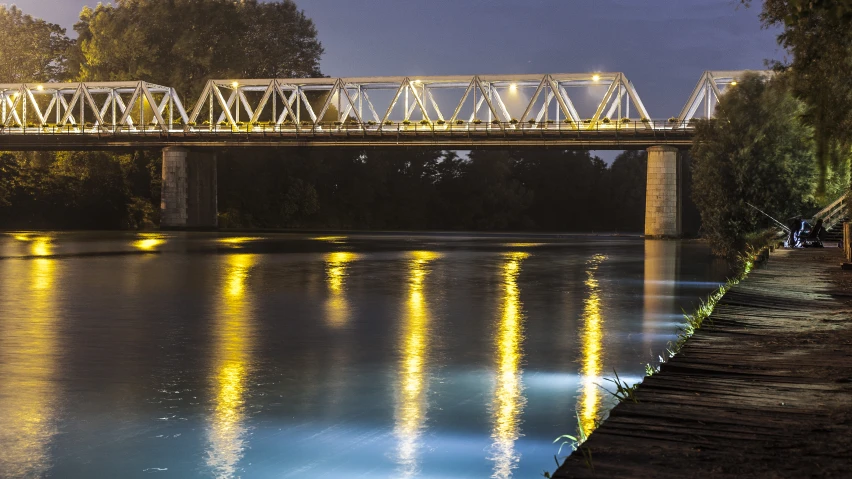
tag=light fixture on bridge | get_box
[231,81,239,88]
[730,81,738,86]
[592,74,601,82]
[509,83,517,92]
[36,85,44,91]
[413,79,421,84]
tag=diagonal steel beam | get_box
[519,76,548,123]
[449,77,476,123]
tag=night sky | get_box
[6,0,782,160]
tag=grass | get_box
[545,235,779,478]
[546,416,593,477]
[601,369,639,403]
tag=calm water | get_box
[0,232,730,478]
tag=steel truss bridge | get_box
[0,71,769,150]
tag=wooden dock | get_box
[554,248,852,478]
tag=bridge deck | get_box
[0,123,694,150]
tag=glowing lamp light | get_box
[231,81,239,88]
[730,81,738,86]
[36,85,44,91]
[509,83,517,92]
[592,74,601,82]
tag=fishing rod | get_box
[746,202,791,233]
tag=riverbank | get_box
[554,247,852,478]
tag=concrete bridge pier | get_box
[644,145,682,238]
[160,147,218,229]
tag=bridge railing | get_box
[812,193,848,230]
[0,118,702,135]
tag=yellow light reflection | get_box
[490,252,529,479]
[11,233,33,242]
[643,241,678,355]
[206,254,255,478]
[578,254,606,435]
[30,237,53,257]
[312,235,347,244]
[324,252,358,327]
[132,233,166,251]
[0,239,60,477]
[217,237,261,247]
[394,251,440,477]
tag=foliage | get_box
[745,0,852,196]
[690,73,816,257]
[212,148,665,231]
[0,150,160,229]
[70,0,323,100]
[0,5,72,82]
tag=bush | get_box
[691,73,817,257]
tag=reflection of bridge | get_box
[0,71,767,234]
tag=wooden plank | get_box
[553,248,852,478]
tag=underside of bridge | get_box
[156,144,683,235]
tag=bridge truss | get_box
[0,71,769,149]
[0,81,187,132]
[677,70,774,123]
[187,73,651,131]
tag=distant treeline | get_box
[0,148,703,233]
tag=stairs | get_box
[811,193,848,247]
[823,216,848,246]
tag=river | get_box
[0,232,730,478]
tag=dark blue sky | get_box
[8,0,781,119]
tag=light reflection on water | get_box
[394,251,441,477]
[0,233,731,478]
[578,254,606,435]
[489,252,529,479]
[0,235,59,477]
[205,254,256,478]
[131,233,167,251]
[325,252,359,328]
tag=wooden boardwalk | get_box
[554,248,852,478]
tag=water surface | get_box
[0,232,730,478]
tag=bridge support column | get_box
[160,147,217,229]
[644,145,681,238]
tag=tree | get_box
[746,0,852,196]
[0,5,72,82]
[608,151,647,233]
[71,0,324,100]
[691,73,817,257]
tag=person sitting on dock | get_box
[787,217,802,247]
[802,218,825,247]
